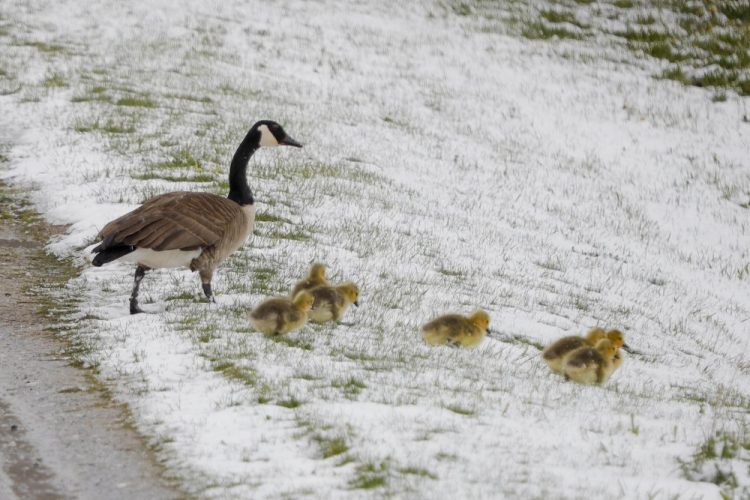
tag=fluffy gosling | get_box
[421,310,490,348]
[291,263,329,299]
[307,282,359,323]
[562,338,618,385]
[249,290,314,336]
[542,327,606,374]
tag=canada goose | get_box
[91,120,302,314]
[249,291,315,336]
[307,282,359,323]
[421,310,490,348]
[542,327,606,374]
[562,338,617,385]
[291,263,329,299]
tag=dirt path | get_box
[0,193,180,499]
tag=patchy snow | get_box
[1,0,749,498]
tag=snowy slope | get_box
[1,0,749,498]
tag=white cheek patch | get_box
[258,124,279,147]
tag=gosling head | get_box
[309,263,327,281]
[293,290,315,311]
[585,327,606,344]
[594,338,617,360]
[606,329,626,349]
[254,120,303,148]
[468,310,491,333]
[339,282,360,306]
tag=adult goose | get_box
[91,120,302,314]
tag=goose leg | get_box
[130,265,149,315]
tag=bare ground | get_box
[0,186,181,500]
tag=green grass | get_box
[74,119,135,134]
[266,229,310,242]
[268,334,314,351]
[277,398,302,409]
[313,436,349,459]
[245,266,279,295]
[116,96,157,108]
[462,0,750,96]
[154,149,202,170]
[255,212,292,224]
[42,73,67,88]
[71,86,112,103]
[679,430,750,498]
[398,467,438,480]
[438,267,465,278]
[332,377,367,397]
[539,9,585,28]
[350,462,388,490]
[212,362,257,386]
[522,21,584,41]
[132,172,215,183]
[446,404,475,416]
[20,40,67,54]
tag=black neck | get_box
[227,129,259,205]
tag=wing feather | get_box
[97,192,242,251]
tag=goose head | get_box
[309,263,327,281]
[254,120,303,148]
[469,310,491,333]
[594,338,617,361]
[606,329,626,349]
[339,282,360,307]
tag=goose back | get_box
[96,192,255,269]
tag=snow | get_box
[1,0,749,498]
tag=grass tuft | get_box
[116,96,157,108]
[350,462,388,490]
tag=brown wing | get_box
[250,298,291,320]
[565,347,603,368]
[97,192,242,251]
[543,336,586,360]
[421,315,467,337]
[310,287,344,309]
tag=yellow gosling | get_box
[307,282,359,323]
[542,327,606,374]
[562,338,618,385]
[291,263,329,299]
[421,310,490,348]
[249,291,314,336]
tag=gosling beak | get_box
[280,135,303,148]
[354,301,359,307]
[622,343,633,354]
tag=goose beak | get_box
[354,301,359,307]
[622,343,633,353]
[280,135,303,148]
